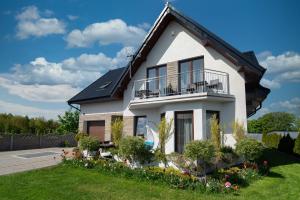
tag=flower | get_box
[224,181,231,188]
[263,160,268,165]
[233,185,239,191]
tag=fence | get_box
[0,134,77,151]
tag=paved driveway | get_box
[0,147,72,176]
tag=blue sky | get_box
[0,0,299,119]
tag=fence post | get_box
[10,135,13,151]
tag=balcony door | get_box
[147,65,166,95]
[175,111,193,153]
[179,57,204,93]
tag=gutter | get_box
[68,102,81,112]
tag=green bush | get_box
[75,132,87,142]
[278,134,295,154]
[263,133,282,149]
[210,114,221,151]
[220,146,238,163]
[184,140,216,175]
[294,133,300,155]
[63,159,205,191]
[111,117,123,147]
[235,138,264,162]
[119,136,153,164]
[232,120,245,142]
[184,140,216,163]
[79,136,100,151]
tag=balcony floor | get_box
[129,91,235,109]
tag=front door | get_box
[175,111,193,153]
[87,121,105,142]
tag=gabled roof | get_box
[68,67,126,104]
[68,3,270,117]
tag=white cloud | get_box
[66,19,147,48]
[0,100,63,119]
[261,78,281,89]
[16,5,66,39]
[0,77,79,103]
[0,46,133,102]
[252,98,300,119]
[258,51,300,89]
[270,98,300,117]
[67,15,79,21]
[259,51,300,74]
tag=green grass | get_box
[0,150,300,200]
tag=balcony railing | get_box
[132,69,229,100]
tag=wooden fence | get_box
[0,134,77,151]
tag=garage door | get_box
[87,121,105,142]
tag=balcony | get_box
[130,69,233,108]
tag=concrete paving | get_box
[0,147,72,176]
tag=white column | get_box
[165,110,175,154]
[194,108,205,140]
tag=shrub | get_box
[235,138,264,162]
[210,114,221,151]
[232,120,245,142]
[111,117,123,147]
[167,152,196,172]
[278,134,295,154]
[294,133,300,155]
[75,132,88,142]
[79,136,100,152]
[220,146,238,163]
[263,133,282,149]
[156,117,173,167]
[184,140,216,176]
[119,136,153,164]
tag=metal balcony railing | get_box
[132,69,229,100]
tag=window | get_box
[175,111,193,153]
[134,116,147,137]
[160,113,165,120]
[147,65,167,94]
[179,57,204,92]
[206,110,220,139]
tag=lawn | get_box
[0,150,300,200]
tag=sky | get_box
[0,0,299,119]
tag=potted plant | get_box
[79,136,100,159]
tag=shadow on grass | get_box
[261,148,300,168]
[267,171,284,179]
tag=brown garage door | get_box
[87,121,105,142]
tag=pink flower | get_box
[263,160,268,165]
[225,181,231,188]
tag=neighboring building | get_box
[68,4,270,153]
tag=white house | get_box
[68,4,270,153]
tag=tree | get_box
[260,112,296,132]
[247,119,262,133]
[248,112,297,133]
[57,109,79,134]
